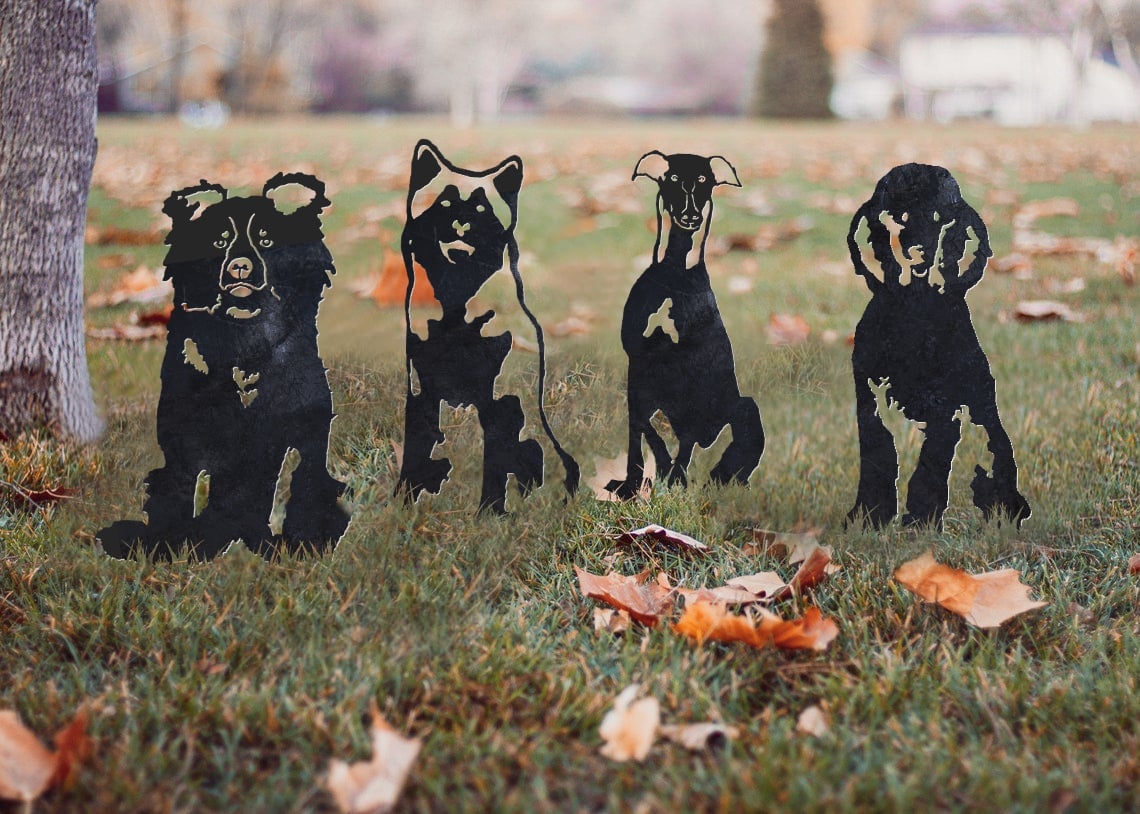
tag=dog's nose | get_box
[227,257,253,279]
[452,220,470,237]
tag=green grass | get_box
[2,117,1138,812]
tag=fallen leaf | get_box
[795,705,829,737]
[741,528,819,560]
[86,265,171,308]
[672,602,838,651]
[587,454,654,502]
[575,567,674,626]
[1,485,77,511]
[86,322,167,342]
[766,313,811,345]
[549,314,593,337]
[1013,300,1086,323]
[658,722,739,751]
[598,684,659,762]
[783,544,834,597]
[594,607,631,635]
[615,524,710,554]
[895,552,1047,629]
[350,254,435,307]
[1127,553,1140,575]
[327,701,420,814]
[0,709,90,803]
[675,584,769,606]
[725,572,789,599]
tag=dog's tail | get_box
[506,240,580,499]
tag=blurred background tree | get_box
[754,0,834,118]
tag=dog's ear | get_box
[944,205,991,294]
[709,156,741,187]
[264,172,330,217]
[410,140,446,196]
[633,151,670,183]
[163,180,227,225]
[489,155,523,202]
[848,203,890,291]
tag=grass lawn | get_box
[2,116,1138,811]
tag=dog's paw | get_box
[603,477,644,501]
[96,520,150,559]
[971,466,1031,527]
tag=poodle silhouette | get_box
[846,163,1030,529]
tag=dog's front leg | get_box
[968,392,1031,527]
[397,368,451,504]
[847,375,899,528]
[902,414,961,529]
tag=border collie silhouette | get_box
[846,163,1030,530]
[98,173,350,560]
[396,139,579,513]
[604,151,764,498]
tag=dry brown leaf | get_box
[598,684,659,763]
[615,524,710,554]
[0,709,90,803]
[594,607,631,635]
[675,584,768,606]
[1128,553,1140,575]
[2,485,77,511]
[575,567,674,626]
[895,552,1047,629]
[795,705,829,737]
[672,601,838,651]
[725,572,789,600]
[587,454,654,502]
[1013,300,1086,323]
[86,322,167,342]
[766,313,811,345]
[658,722,739,751]
[86,265,171,308]
[327,702,421,814]
[784,545,834,596]
[549,314,593,337]
[742,528,819,559]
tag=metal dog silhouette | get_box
[605,151,764,498]
[396,139,579,513]
[846,163,1030,529]
[98,173,350,559]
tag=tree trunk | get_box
[0,0,102,441]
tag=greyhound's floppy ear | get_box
[409,140,446,196]
[709,156,741,187]
[633,151,670,182]
[490,155,523,202]
[162,180,227,225]
[264,172,330,216]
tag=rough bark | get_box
[0,0,102,441]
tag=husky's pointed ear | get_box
[490,155,523,202]
[163,180,227,225]
[709,156,741,187]
[633,151,670,182]
[409,140,446,196]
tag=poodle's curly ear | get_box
[633,151,670,182]
[264,172,330,217]
[848,202,886,290]
[946,205,991,294]
[163,180,227,225]
[709,156,741,187]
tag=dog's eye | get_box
[669,174,678,182]
[440,200,451,208]
[698,175,706,183]
[213,238,227,249]
[476,205,485,213]
[259,238,273,248]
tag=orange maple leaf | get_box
[0,709,91,803]
[895,552,1047,629]
[672,601,838,651]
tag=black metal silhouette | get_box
[98,173,350,559]
[396,139,579,513]
[846,163,1031,529]
[605,151,764,498]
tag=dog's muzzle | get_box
[224,256,262,297]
